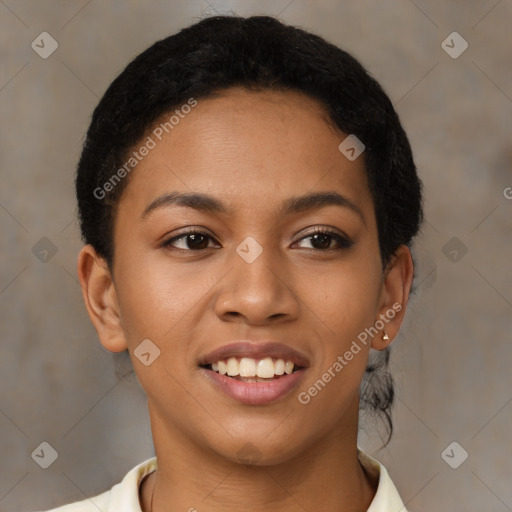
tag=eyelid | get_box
[163,225,353,252]
[163,227,219,249]
[294,226,353,249]
[297,225,350,240]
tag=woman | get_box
[39,14,422,512]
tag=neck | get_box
[140,408,378,512]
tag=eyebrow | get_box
[140,190,365,224]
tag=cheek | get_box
[113,245,226,353]
[293,266,378,430]
[299,258,382,338]
[114,263,192,341]
[293,252,383,408]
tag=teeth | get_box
[208,357,297,378]
[274,359,285,375]
[226,357,239,376]
[239,357,257,377]
[257,357,275,378]
[218,360,227,375]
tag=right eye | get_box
[163,229,220,251]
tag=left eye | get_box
[295,230,352,251]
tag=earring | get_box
[382,332,389,341]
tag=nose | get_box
[213,243,300,326]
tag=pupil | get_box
[312,233,330,249]
[188,234,208,250]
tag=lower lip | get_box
[201,368,307,405]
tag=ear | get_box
[371,245,414,351]
[77,244,127,352]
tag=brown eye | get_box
[163,230,218,251]
[295,229,353,251]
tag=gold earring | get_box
[382,332,389,340]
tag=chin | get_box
[205,428,309,467]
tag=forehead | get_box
[117,87,372,219]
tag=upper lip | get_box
[199,341,310,368]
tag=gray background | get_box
[1,0,511,510]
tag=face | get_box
[80,87,411,465]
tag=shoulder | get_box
[358,448,408,512]
[32,457,158,512]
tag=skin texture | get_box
[77,88,414,512]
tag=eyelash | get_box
[162,227,353,253]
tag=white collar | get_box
[42,450,407,511]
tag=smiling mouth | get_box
[200,356,304,382]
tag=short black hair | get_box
[76,14,423,445]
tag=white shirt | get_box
[35,450,407,512]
